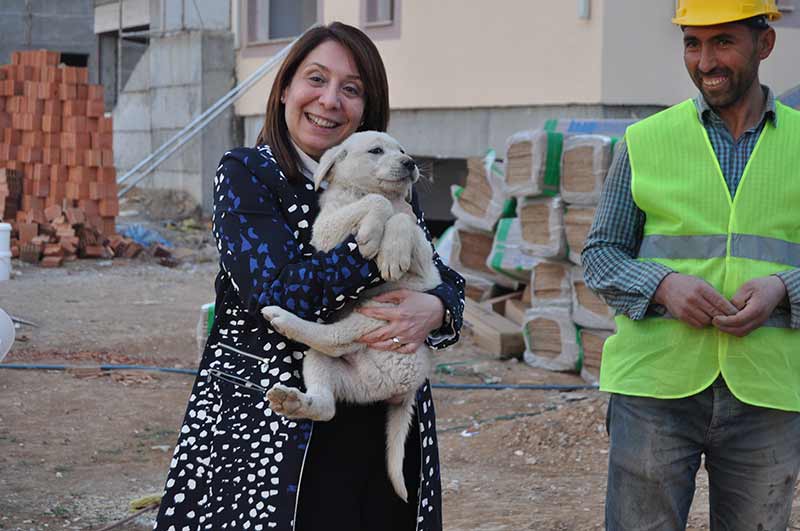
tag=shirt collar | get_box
[693,85,778,128]
[291,140,319,182]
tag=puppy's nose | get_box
[402,158,416,171]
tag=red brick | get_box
[98,116,113,133]
[0,112,10,129]
[100,217,116,237]
[18,50,59,67]
[40,133,58,149]
[98,166,116,184]
[21,130,43,147]
[11,113,41,131]
[68,166,95,183]
[88,85,104,101]
[37,82,59,100]
[44,204,62,222]
[50,165,68,183]
[9,65,37,82]
[10,52,21,65]
[43,99,61,115]
[21,96,44,115]
[18,222,38,243]
[0,98,4,113]
[98,197,119,217]
[86,99,105,118]
[101,149,114,167]
[90,132,113,150]
[60,132,91,150]
[76,85,88,100]
[31,164,50,180]
[0,80,24,96]
[61,149,84,167]
[57,84,77,101]
[41,114,61,133]
[89,182,104,200]
[63,100,87,116]
[78,200,98,217]
[0,144,16,161]
[41,147,60,165]
[32,177,49,198]
[40,255,63,267]
[84,149,102,167]
[2,126,20,144]
[6,96,22,113]
[17,146,42,163]
[39,67,61,83]
[65,181,89,199]
[62,116,88,133]
[65,207,85,225]
[61,66,88,85]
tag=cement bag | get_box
[486,218,539,283]
[451,149,511,232]
[516,196,566,259]
[529,259,572,309]
[450,221,518,289]
[522,307,580,372]
[563,205,595,265]
[577,328,612,384]
[570,267,615,330]
[560,135,614,205]
[503,130,563,197]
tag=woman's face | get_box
[282,40,366,160]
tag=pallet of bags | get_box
[516,196,566,259]
[450,220,518,289]
[450,149,511,232]
[503,130,563,197]
[570,266,615,330]
[522,307,580,372]
[541,118,634,138]
[559,134,615,205]
[577,328,612,384]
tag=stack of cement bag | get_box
[484,119,632,383]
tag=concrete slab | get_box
[113,91,152,132]
[149,85,201,130]
[149,33,201,87]
[113,130,153,171]
[150,129,203,173]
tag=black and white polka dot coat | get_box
[154,145,465,531]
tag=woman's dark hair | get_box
[256,22,390,183]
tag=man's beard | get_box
[691,56,759,110]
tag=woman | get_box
[154,22,464,531]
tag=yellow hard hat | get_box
[672,0,782,26]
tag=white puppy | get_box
[261,131,441,501]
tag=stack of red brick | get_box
[0,49,131,267]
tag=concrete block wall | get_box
[113,30,236,213]
[0,0,97,81]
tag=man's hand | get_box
[356,290,445,354]
[712,276,787,337]
[653,273,738,328]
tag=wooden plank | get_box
[464,298,525,359]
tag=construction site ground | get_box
[3,215,800,530]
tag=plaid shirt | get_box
[583,86,800,327]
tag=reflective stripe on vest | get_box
[640,234,800,267]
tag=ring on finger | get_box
[391,336,402,345]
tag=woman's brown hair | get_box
[256,22,390,184]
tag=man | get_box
[582,0,800,529]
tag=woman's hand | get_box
[356,289,445,353]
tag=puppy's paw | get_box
[261,306,291,334]
[355,213,385,259]
[376,218,414,281]
[267,384,308,418]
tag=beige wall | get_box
[234,0,800,117]
[235,0,605,116]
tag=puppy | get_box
[261,131,441,501]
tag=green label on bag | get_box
[489,218,514,274]
[542,131,564,196]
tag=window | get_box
[246,0,318,44]
[366,0,393,26]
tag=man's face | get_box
[682,23,773,109]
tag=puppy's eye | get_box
[368,147,384,155]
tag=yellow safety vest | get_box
[600,99,800,412]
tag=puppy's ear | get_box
[313,146,348,190]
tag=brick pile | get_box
[0,49,140,267]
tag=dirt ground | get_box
[2,215,800,530]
